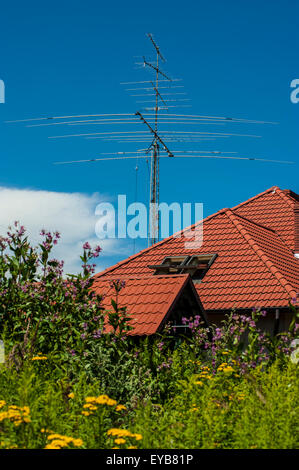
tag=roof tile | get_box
[94,187,299,315]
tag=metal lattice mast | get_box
[144,33,171,245]
[151,37,160,246]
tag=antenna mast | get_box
[144,33,171,245]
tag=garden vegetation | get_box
[0,223,298,449]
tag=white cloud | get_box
[0,186,124,274]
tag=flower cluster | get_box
[0,402,31,426]
[157,357,173,371]
[109,279,126,292]
[193,365,213,385]
[107,428,142,449]
[217,363,235,374]
[81,395,126,416]
[31,354,48,361]
[43,432,83,449]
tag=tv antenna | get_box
[6,34,290,250]
[134,33,172,245]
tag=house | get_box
[93,186,299,336]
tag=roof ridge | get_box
[227,210,276,233]
[94,185,294,280]
[281,189,299,204]
[276,187,296,208]
[225,209,297,299]
[231,186,279,212]
[229,208,299,256]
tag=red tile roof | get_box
[232,186,298,252]
[93,274,205,335]
[94,187,299,315]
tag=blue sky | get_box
[0,0,298,272]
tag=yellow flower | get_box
[97,394,109,402]
[0,400,6,409]
[128,446,137,449]
[132,433,143,441]
[116,404,126,412]
[194,381,203,386]
[14,420,22,426]
[82,411,91,416]
[44,444,61,449]
[106,399,117,406]
[95,396,107,405]
[46,439,68,448]
[114,438,126,445]
[47,434,70,442]
[84,395,116,406]
[45,433,83,448]
[222,351,229,355]
[107,428,133,438]
[68,392,75,399]
[32,355,47,361]
[83,403,97,410]
[73,438,83,447]
[85,396,97,403]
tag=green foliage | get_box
[0,355,298,449]
[0,222,298,449]
[131,361,299,449]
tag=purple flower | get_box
[93,329,102,339]
[83,242,91,250]
[92,246,102,258]
[18,226,25,237]
[110,279,126,292]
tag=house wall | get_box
[206,308,294,336]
